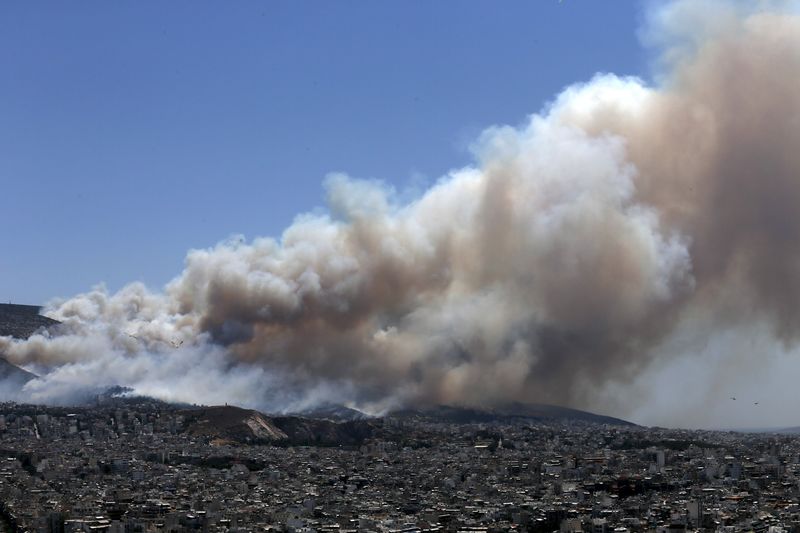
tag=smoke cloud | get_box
[3,0,800,424]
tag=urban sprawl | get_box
[0,401,799,533]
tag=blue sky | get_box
[1,1,648,304]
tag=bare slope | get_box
[390,403,636,426]
[181,405,288,444]
[0,304,59,340]
[0,304,51,386]
[180,405,377,446]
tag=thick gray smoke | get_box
[3,0,800,424]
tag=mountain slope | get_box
[390,402,636,427]
[181,405,288,444]
[294,403,370,422]
[271,416,376,446]
[0,304,59,340]
[0,304,51,389]
[497,402,636,426]
[0,357,36,385]
[179,405,377,446]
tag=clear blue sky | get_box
[0,1,648,304]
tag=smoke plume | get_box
[3,0,800,423]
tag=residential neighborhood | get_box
[1,400,799,532]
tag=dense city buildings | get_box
[0,399,799,533]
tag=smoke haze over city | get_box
[3,0,800,429]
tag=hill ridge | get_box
[390,402,635,426]
[0,303,60,340]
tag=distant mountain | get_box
[0,304,54,391]
[293,403,370,422]
[94,386,187,408]
[777,428,800,435]
[389,402,636,427]
[180,405,377,446]
[0,357,36,386]
[271,415,376,446]
[0,304,60,340]
[724,426,800,434]
[497,402,637,426]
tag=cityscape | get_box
[1,398,800,532]
[5,0,800,532]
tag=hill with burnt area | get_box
[389,402,636,427]
[179,404,377,446]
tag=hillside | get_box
[181,405,288,444]
[294,403,370,422]
[496,402,637,426]
[0,304,59,339]
[0,304,52,388]
[0,357,36,385]
[390,402,636,427]
[179,405,377,446]
[271,416,376,446]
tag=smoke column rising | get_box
[2,0,800,423]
